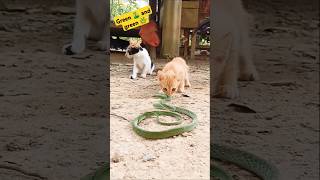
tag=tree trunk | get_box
[160,0,182,59]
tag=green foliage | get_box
[110,0,149,20]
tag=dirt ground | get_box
[0,0,319,180]
[213,0,319,179]
[0,1,107,179]
[110,53,210,180]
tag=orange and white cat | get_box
[157,57,191,96]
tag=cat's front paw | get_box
[215,84,239,99]
[140,74,147,78]
[178,87,185,93]
[185,82,191,88]
[130,74,137,79]
[62,44,75,55]
[239,68,259,81]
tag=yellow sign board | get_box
[113,5,152,31]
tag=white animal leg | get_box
[218,51,240,98]
[130,64,138,79]
[63,0,90,55]
[238,12,259,81]
[185,72,191,87]
[89,0,107,50]
[140,65,148,78]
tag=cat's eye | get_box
[163,88,167,91]
[172,88,176,92]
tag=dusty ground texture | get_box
[0,1,107,179]
[110,53,210,180]
[213,0,319,179]
[0,0,319,180]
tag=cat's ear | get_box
[157,70,163,81]
[212,33,232,62]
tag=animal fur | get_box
[212,0,259,98]
[157,57,191,96]
[62,0,107,55]
[126,39,155,79]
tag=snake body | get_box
[82,93,279,180]
[131,93,198,139]
[212,144,279,180]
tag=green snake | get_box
[131,93,198,139]
[81,93,279,180]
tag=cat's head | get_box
[157,70,179,96]
[127,39,143,55]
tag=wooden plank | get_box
[182,1,199,9]
[181,0,199,28]
[181,8,199,28]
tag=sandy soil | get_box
[110,53,210,180]
[213,0,319,179]
[0,2,107,179]
[0,0,318,180]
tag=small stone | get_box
[265,116,273,120]
[112,153,121,163]
[142,154,156,162]
[88,92,96,95]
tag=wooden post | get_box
[146,45,157,62]
[149,0,157,61]
[180,0,199,60]
[190,32,196,60]
[183,29,189,58]
[150,47,157,62]
[160,0,182,59]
